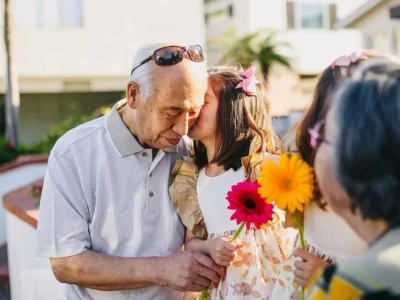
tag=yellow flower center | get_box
[280,177,293,191]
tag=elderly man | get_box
[37,43,224,299]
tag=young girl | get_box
[272,50,379,299]
[169,66,296,299]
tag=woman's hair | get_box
[194,66,278,171]
[296,53,377,208]
[334,59,400,227]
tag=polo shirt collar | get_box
[105,101,178,157]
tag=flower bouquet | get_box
[198,181,275,300]
[258,154,314,300]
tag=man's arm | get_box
[51,251,164,291]
[51,249,225,292]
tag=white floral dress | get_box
[197,167,297,300]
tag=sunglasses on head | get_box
[308,120,332,150]
[130,44,204,75]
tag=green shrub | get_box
[24,114,93,153]
[0,136,20,165]
[1,104,113,164]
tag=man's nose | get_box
[172,114,190,136]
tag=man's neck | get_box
[119,105,147,148]
[119,105,159,158]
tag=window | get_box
[370,32,390,54]
[287,1,334,30]
[205,4,234,25]
[364,35,374,49]
[394,27,400,55]
[299,3,325,28]
[58,0,83,28]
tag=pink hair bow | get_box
[236,66,261,96]
[331,50,375,69]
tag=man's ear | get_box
[126,82,140,109]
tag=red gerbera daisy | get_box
[227,181,275,230]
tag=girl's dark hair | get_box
[335,59,400,227]
[296,58,374,208]
[194,66,278,171]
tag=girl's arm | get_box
[185,229,210,256]
[185,230,237,267]
[293,249,330,287]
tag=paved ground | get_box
[0,245,9,300]
[0,285,10,300]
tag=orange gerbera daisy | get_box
[257,154,314,214]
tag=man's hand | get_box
[293,248,330,287]
[207,236,238,267]
[161,251,226,292]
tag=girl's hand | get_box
[293,248,330,287]
[207,236,238,267]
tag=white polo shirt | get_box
[37,102,192,300]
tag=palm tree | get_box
[209,28,292,78]
[4,0,20,148]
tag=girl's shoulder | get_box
[169,156,207,240]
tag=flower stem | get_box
[294,211,306,300]
[294,211,306,249]
[198,222,246,300]
[231,221,245,242]
[198,287,209,300]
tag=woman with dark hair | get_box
[273,51,378,299]
[308,59,400,298]
[169,66,295,299]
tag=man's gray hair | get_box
[129,42,207,101]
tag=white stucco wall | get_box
[6,212,64,300]
[205,0,363,73]
[0,163,47,245]
[0,0,206,92]
[345,0,400,54]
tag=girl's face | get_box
[188,83,219,143]
[314,108,352,214]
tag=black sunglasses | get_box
[130,44,204,75]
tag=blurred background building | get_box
[205,0,368,136]
[1,0,400,143]
[0,0,205,145]
[3,1,400,299]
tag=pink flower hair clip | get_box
[331,50,375,69]
[236,66,261,96]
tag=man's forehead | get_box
[159,101,203,111]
